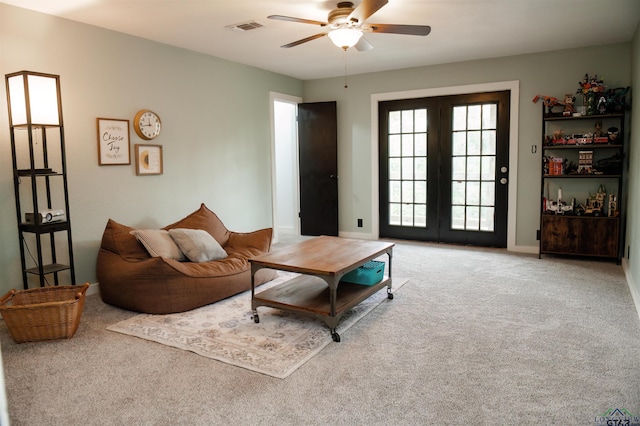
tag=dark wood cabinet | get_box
[541,215,618,258]
[539,109,626,262]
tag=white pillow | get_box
[129,229,186,260]
[168,228,228,263]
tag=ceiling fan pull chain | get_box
[343,48,348,89]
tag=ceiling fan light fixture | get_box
[328,28,363,49]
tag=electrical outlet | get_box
[357,218,363,228]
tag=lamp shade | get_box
[328,28,363,49]
[6,71,61,126]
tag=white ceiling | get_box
[3,0,639,80]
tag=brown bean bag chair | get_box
[97,204,277,314]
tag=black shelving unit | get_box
[539,107,627,262]
[5,71,76,289]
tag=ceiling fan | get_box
[268,0,431,51]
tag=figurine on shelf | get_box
[576,185,607,216]
[608,127,619,144]
[594,121,603,137]
[608,194,618,217]
[605,86,631,113]
[597,96,607,114]
[532,94,573,116]
[577,74,606,116]
[563,94,575,116]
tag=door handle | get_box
[500,177,508,185]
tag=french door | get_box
[379,91,510,247]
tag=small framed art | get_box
[97,118,130,165]
[135,144,163,175]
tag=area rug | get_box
[107,273,407,379]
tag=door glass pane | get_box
[481,181,495,206]
[402,134,414,156]
[466,206,480,230]
[389,203,401,225]
[467,156,480,181]
[402,110,414,133]
[453,106,466,131]
[468,106,481,130]
[415,181,427,203]
[386,107,429,229]
[389,111,401,134]
[415,133,427,156]
[482,104,497,128]
[402,204,413,226]
[481,156,495,181]
[389,181,401,202]
[389,135,401,156]
[452,132,466,156]
[449,102,499,232]
[415,158,427,180]
[467,131,481,155]
[402,180,414,203]
[482,130,496,155]
[451,205,465,230]
[389,158,401,180]
[480,206,495,231]
[415,109,427,132]
[466,181,480,205]
[402,158,414,180]
[451,181,465,205]
[452,157,466,180]
[415,205,426,227]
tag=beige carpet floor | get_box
[0,238,639,425]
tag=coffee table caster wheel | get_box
[387,291,394,300]
[253,314,260,323]
[331,332,341,342]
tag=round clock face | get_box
[134,109,161,140]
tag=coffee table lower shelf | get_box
[251,275,392,342]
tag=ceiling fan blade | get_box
[280,33,327,48]
[268,15,327,27]
[348,0,388,24]
[368,23,431,36]
[355,37,373,52]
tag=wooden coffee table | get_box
[249,236,394,342]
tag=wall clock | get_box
[133,109,161,140]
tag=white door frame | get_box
[370,81,522,252]
[269,92,303,244]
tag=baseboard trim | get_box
[87,282,100,297]
[621,259,640,321]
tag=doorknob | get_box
[501,166,508,173]
[500,177,508,184]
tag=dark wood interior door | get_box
[298,101,338,236]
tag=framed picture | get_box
[135,144,163,175]
[97,118,130,165]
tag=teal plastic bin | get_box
[341,261,385,285]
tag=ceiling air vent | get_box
[226,20,264,32]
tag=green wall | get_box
[0,4,302,293]
[303,44,633,252]
[625,24,640,313]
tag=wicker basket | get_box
[0,283,90,343]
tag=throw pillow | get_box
[168,228,228,263]
[129,229,186,261]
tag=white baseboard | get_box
[338,231,377,240]
[87,282,100,296]
[622,259,640,321]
